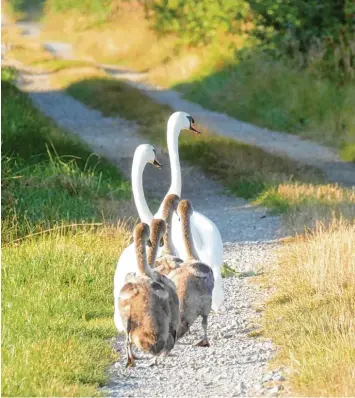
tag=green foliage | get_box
[151,0,252,45]
[249,0,355,79]
[6,0,46,17]
[45,0,110,16]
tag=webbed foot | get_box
[196,338,210,347]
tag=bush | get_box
[151,0,252,45]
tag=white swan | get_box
[114,144,162,332]
[154,112,224,312]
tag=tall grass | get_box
[264,219,355,396]
[258,183,355,231]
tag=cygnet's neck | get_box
[136,236,153,278]
[180,211,199,261]
[162,206,175,256]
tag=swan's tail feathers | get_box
[114,307,124,332]
[211,274,225,312]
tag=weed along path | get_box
[26,27,355,187]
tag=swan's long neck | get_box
[181,211,199,261]
[136,237,153,278]
[132,155,153,224]
[167,125,181,197]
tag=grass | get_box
[259,182,355,232]
[2,226,130,396]
[175,54,355,158]
[1,67,132,396]
[263,219,355,396]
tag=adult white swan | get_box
[154,112,224,313]
[113,144,162,332]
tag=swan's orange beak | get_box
[189,122,201,135]
[152,158,162,168]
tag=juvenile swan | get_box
[148,194,183,275]
[118,223,170,367]
[147,218,180,355]
[169,200,215,347]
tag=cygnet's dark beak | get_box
[159,237,164,247]
[146,239,152,247]
[152,158,162,169]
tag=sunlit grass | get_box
[2,225,130,396]
[36,8,355,160]
[263,219,355,396]
[258,183,355,232]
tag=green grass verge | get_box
[1,67,130,396]
[2,227,130,396]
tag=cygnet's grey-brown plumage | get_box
[148,194,183,275]
[147,218,180,355]
[168,199,215,347]
[118,223,171,367]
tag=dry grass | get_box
[42,8,179,72]
[264,219,355,396]
[258,183,355,232]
